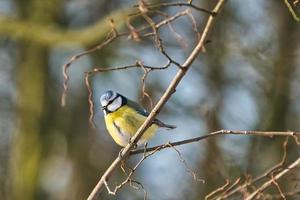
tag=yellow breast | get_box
[104,105,158,147]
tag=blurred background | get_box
[0,0,300,199]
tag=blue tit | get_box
[100,90,176,147]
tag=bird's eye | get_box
[107,91,115,99]
[100,90,117,107]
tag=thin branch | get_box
[62,8,208,108]
[205,179,230,200]
[139,1,183,68]
[166,142,204,182]
[102,143,158,197]
[84,61,171,126]
[217,137,290,199]
[264,189,300,199]
[129,8,190,37]
[140,64,154,109]
[138,2,216,16]
[130,130,300,155]
[283,0,300,21]
[87,1,227,199]
[61,5,213,127]
[186,9,201,42]
[206,178,242,200]
[271,177,286,200]
[220,178,241,198]
[61,29,118,107]
[61,8,191,110]
[245,157,300,200]
[155,9,190,29]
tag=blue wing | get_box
[126,99,176,129]
[127,99,149,117]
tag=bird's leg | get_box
[128,137,138,149]
[143,142,148,153]
[118,148,124,159]
[120,160,127,175]
[132,143,138,149]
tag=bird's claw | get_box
[118,148,124,159]
[128,137,138,149]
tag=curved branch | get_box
[87,0,227,199]
[0,7,135,47]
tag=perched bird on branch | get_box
[100,90,175,147]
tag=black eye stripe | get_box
[106,95,119,106]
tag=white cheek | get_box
[101,100,108,107]
[107,97,122,112]
[103,109,108,116]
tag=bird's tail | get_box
[153,119,176,130]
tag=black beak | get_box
[101,105,106,110]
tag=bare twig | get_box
[61,29,118,107]
[186,9,201,42]
[102,143,159,197]
[264,189,300,199]
[220,178,241,197]
[84,73,96,128]
[140,2,216,16]
[139,1,183,69]
[140,64,154,109]
[206,178,241,200]
[84,61,171,125]
[87,1,227,199]
[271,177,286,200]
[217,137,290,199]
[61,6,205,127]
[154,10,188,49]
[245,157,300,200]
[166,142,204,182]
[205,179,230,200]
[283,0,300,21]
[130,130,300,155]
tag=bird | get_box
[100,90,176,147]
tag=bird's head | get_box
[100,90,126,114]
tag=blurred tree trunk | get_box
[263,7,296,131]
[197,53,226,198]
[193,2,231,197]
[9,0,62,199]
[193,36,228,199]
[247,2,299,174]
[10,43,48,200]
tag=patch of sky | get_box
[227,0,276,53]
[0,0,15,16]
[218,84,258,165]
[49,45,92,104]
[0,44,15,102]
